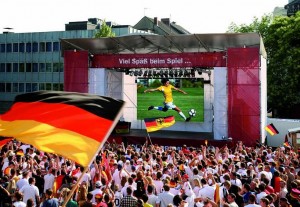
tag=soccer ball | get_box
[188,109,196,117]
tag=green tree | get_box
[94,20,115,38]
[227,12,300,118]
[227,14,272,38]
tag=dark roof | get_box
[60,33,266,57]
[133,16,190,35]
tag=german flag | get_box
[0,136,12,148]
[0,91,124,167]
[265,123,279,136]
[144,116,175,132]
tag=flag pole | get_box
[62,104,125,207]
[143,120,153,146]
[146,130,154,146]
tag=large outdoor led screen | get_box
[137,78,204,122]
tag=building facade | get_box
[0,18,158,113]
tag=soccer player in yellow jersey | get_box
[144,78,191,122]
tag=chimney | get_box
[161,18,170,26]
[154,17,158,26]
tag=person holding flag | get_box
[144,78,191,122]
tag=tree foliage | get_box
[94,20,115,38]
[227,12,300,118]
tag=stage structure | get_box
[61,33,267,146]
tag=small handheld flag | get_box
[265,123,279,136]
[144,116,175,132]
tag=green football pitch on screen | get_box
[137,79,204,122]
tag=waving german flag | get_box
[265,123,279,136]
[144,116,175,132]
[0,91,124,167]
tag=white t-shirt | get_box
[153,180,163,195]
[90,188,102,204]
[16,178,29,190]
[114,191,123,207]
[19,184,39,206]
[112,169,128,188]
[197,184,215,200]
[43,173,55,193]
[13,201,26,207]
[147,193,158,207]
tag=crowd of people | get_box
[1,138,300,207]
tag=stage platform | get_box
[109,129,234,149]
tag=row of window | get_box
[0,62,63,73]
[0,82,63,93]
[0,41,60,53]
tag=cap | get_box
[95,181,101,188]
[8,151,15,156]
[182,174,189,179]
[280,197,290,204]
[267,158,275,163]
[290,188,300,200]
[137,158,143,162]
[95,193,102,199]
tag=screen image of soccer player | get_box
[137,78,204,122]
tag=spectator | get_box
[42,189,59,207]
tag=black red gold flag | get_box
[144,116,175,132]
[0,91,125,167]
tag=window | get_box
[0,83,5,92]
[19,43,25,53]
[0,44,5,53]
[32,42,38,52]
[53,83,60,91]
[19,63,25,72]
[13,83,18,92]
[26,42,31,52]
[13,63,18,72]
[46,83,52,90]
[26,83,32,92]
[53,63,60,72]
[59,83,64,91]
[53,42,60,51]
[6,43,12,53]
[39,42,45,52]
[13,43,18,52]
[39,63,45,72]
[26,63,32,72]
[6,83,11,92]
[46,63,52,72]
[0,63,5,72]
[6,63,12,72]
[32,63,38,72]
[39,83,45,90]
[59,63,64,72]
[32,83,38,91]
[18,83,25,92]
[46,42,52,52]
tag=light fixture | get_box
[138,70,143,76]
[191,69,195,77]
[169,69,173,77]
[143,70,148,77]
[197,69,202,75]
[178,70,183,77]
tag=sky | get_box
[0,0,288,34]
